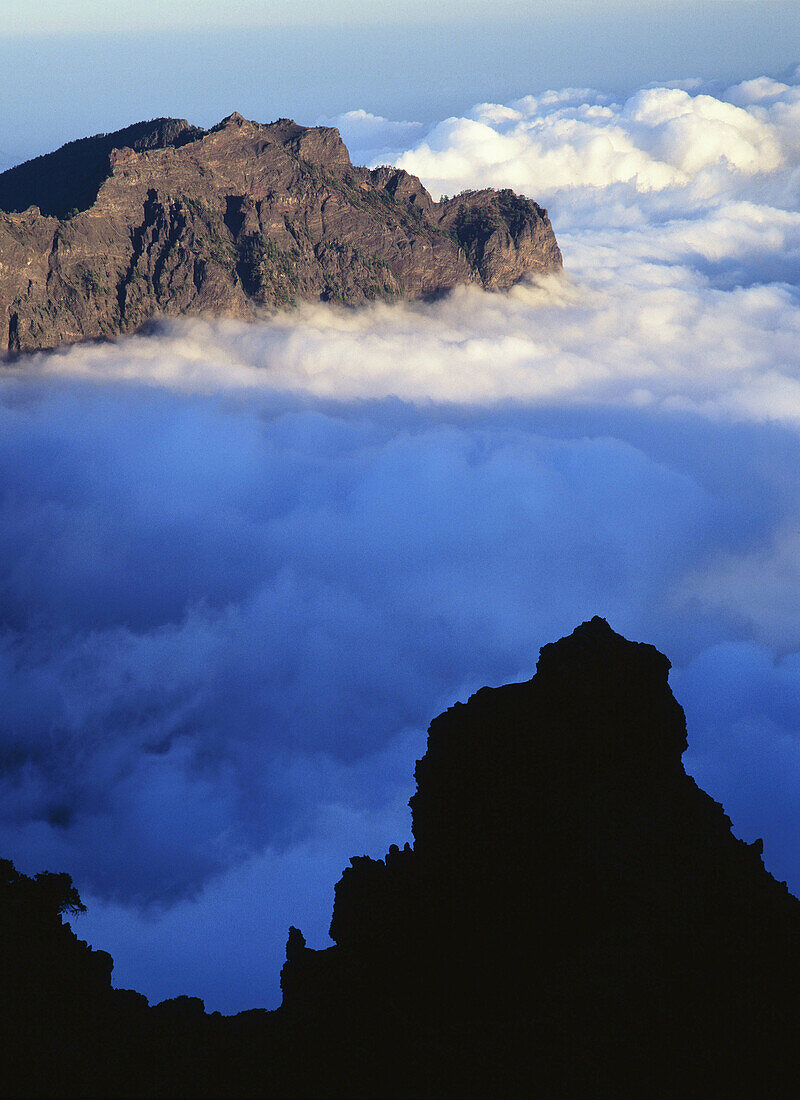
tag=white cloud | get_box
[5,70,800,1014]
[20,259,800,424]
[391,76,797,214]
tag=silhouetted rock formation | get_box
[4,618,800,1097]
[277,617,800,1093]
[0,114,562,353]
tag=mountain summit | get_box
[0,114,562,353]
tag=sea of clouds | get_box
[3,70,800,1013]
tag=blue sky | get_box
[1,2,799,168]
[3,0,797,35]
[7,0,555,33]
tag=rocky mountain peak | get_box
[536,614,671,677]
[408,617,688,864]
[0,113,562,353]
[533,614,686,757]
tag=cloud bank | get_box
[3,71,800,1012]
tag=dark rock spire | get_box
[281,617,800,1094]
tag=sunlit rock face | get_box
[0,114,561,353]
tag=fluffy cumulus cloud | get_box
[4,71,800,1013]
[392,75,800,211]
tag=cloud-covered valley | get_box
[3,71,800,1012]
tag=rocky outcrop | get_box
[0,114,562,353]
[281,617,800,1093]
[5,618,800,1097]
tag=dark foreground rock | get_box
[3,618,800,1097]
[0,114,562,353]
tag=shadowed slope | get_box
[0,119,203,219]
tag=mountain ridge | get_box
[0,113,562,354]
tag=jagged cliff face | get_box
[0,114,562,353]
